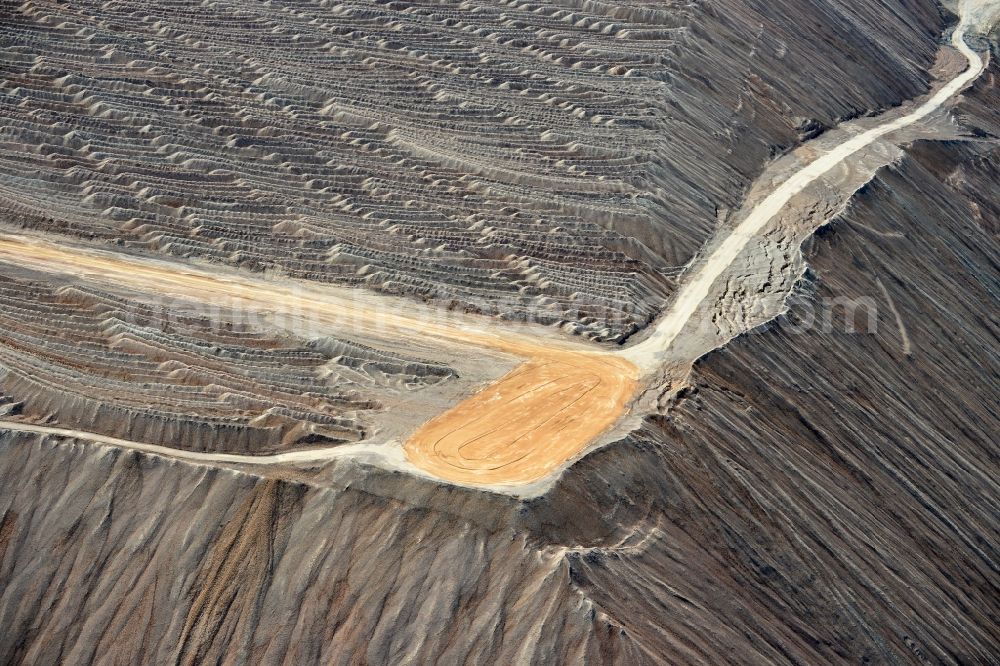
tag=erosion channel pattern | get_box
[1,0,999,665]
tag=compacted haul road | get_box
[0,5,993,488]
[621,11,990,369]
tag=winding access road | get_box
[622,14,989,370]
[0,10,991,487]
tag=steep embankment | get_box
[0,433,643,664]
[529,60,1000,663]
[2,94,998,664]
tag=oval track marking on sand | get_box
[451,372,602,463]
[405,353,637,484]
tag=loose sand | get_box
[403,352,636,485]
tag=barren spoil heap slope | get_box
[2,126,998,661]
[2,1,999,664]
[0,50,1000,664]
[1,0,944,340]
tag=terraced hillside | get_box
[1,128,998,662]
[0,271,455,453]
[2,0,998,664]
[0,0,946,340]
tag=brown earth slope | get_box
[530,79,1000,662]
[1,54,999,663]
[1,3,998,665]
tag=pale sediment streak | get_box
[0,420,389,465]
